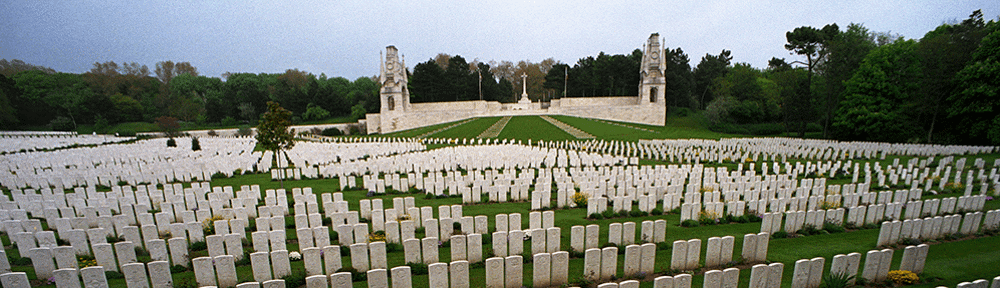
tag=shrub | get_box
[134,247,149,257]
[93,115,110,133]
[407,262,429,275]
[797,224,822,236]
[698,210,719,225]
[50,116,74,131]
[189,241,207,251]
[105,271,124,279]
[369,230,387,242]
[898,238,922,246]
[302,103,331,121]
[166,138,177,147]
[821,272,855,288]
[601,209,616,219]
[322,127,344,136]
[673,107,690,117]
[171,264,188,273]
[350,104,367,121]
[704,96,736,127]
[819,200,841,210]
[771,231,788,239]
[656,241,671,251]
[283,266,308,288]
[202,215,225,234]
[822,222,846,233]
[711,122,785,136]
[650,208,664,215]
[10,257,31,266]
[589,213,604,220]
[221,116,240,126]
[942,182,964,194]
[680,219,700,227]
[386,243,403,253]
[116,129,137,137]
[236,125,253,136]
[175,275,197,288]
[888,270,919,285]
[191,137,201,151]
[207,130,218,137]
[571,192,588,208]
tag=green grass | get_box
[386,112,742,142]
[431,117,501,139]
[549,115,665,141]
[497,116,577,142]
[382,121,466,138]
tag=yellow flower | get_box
[888,270,919,285]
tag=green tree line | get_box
[0,60,380,132]
[606,10,997,145]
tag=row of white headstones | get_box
[1,180,992,288]
[1,137,1000,286]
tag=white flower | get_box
[289,252,302,261]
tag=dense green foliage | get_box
[0,61,379,131]
[409,56,512,103]
[832,40,923,142]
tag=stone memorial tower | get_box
[639,33,666,105]
[380,45,410,113]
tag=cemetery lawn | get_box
[9,115,1000,288]
[431,117,502,139]
[550,115,734,141]
[7,160,1000,288]
[375,111,739,142]
[381,121,463,138]
[497,116,578,142]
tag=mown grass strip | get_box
[477,116,511,138]
[497,116,576,142]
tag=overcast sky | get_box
[2,1,996,80]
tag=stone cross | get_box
[521,73,528,98]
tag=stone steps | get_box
[477,116,511,139]
[540,116,595,139]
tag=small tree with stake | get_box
[256,101,295,188]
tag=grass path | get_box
[540,115,595,139]
[477,116,511,138]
